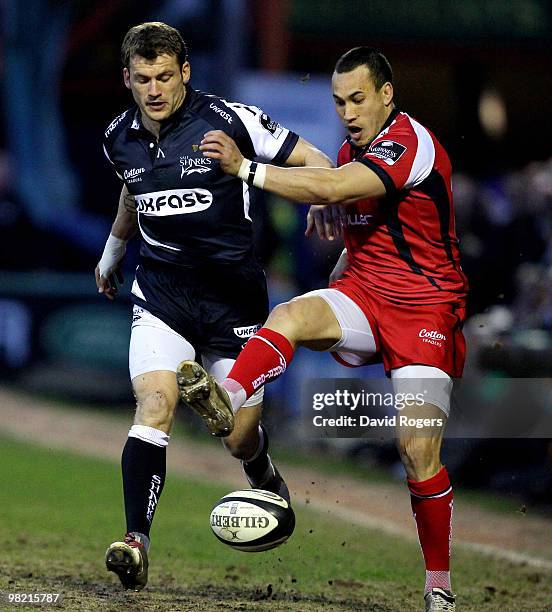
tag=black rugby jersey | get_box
[103,85,299,266]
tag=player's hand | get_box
[200,130,243,176]
[95,265,124,301]
[305,204,345,240]
[95,234,127,301]
[329,248,348,285]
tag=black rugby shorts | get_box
[131,258,269,358]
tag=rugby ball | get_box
[210,489,295,552]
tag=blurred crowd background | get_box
[1,1,551,505]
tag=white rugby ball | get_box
[210,489,295,552]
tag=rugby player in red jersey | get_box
[180,47,466,611]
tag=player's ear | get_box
[181,61,191,85]
[123,67,131,90]
[381,82,393,107]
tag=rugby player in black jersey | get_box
[96,22,337,591]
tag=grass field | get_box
[1,436,551,611]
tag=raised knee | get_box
[136,390,176,430]
[267,301,303,337]
[270,302,295,325]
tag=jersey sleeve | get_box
[337,140,350,168]
[103,110,130,180]
[358,116,435,195]
[226,102,299,164]
[102,143,123,180]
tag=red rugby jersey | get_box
[338,109,468,304]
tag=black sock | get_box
[121,437,166,536]
[243,424,270,480]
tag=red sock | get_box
[226,328,294,398]
[408,467,453,590]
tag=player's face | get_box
[124,53,190,125]
[332,65,393,147]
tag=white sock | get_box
[425,570,451,594]
[222,379,247,413]
[128,425,170,447]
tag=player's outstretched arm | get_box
[200,130,386,206]
[283,137,344,241]
[283,136,334,169]
[95,185,137,301]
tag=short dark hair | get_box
[121,22,188,69]
[334,47,393,90]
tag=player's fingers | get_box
[116,269,124,285]
[199,141,223,153]
[305,211,315,237]
[313,211,326,240]
[203,129,226,140]
[200,132,228,147]
[339,205,347,226]
[97,275,110,295]
[332,205,343,237]
[94,266,101,288]
[323,207,335,241]
[201,149,223,160]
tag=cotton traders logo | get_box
[418,328,447,348]
[180,156,212,178]
[368,140,407,165]
[135,188,213,215]
[123,167,145,183]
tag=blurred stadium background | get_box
[1,0,552,552]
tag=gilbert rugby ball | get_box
[210,489,295,552]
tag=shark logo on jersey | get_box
[368,140,407,165]
[259,113,283,139]
[180,156,212,178]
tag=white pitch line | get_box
[304,498,552,571]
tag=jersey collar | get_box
[159,84,197,134]
[127,84,197,139]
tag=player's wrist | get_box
[237,158,251,182]
[98,233,127,277]
[237,158,266,189]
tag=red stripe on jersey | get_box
[339,111,468,304]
